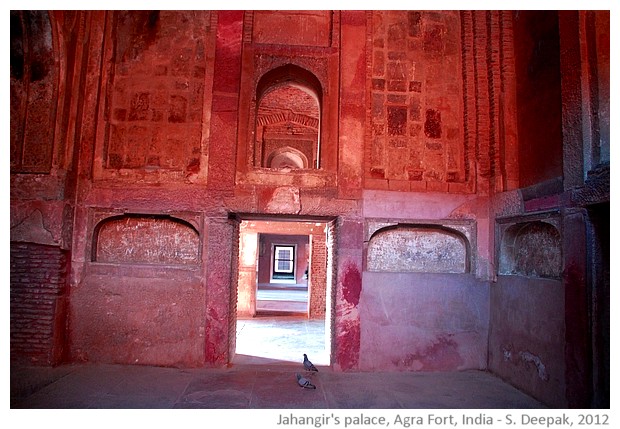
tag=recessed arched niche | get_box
[93,214,200,265]
[254,64,322,169]
[367,225,469,273]
[499,221,561,278]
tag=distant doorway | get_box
[256,233,309,315]
[232,216,335,366]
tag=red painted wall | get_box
[361,273,489,371]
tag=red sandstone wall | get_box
[10,11,58,174]
[13,10,501,371]
[65,11,218,367]
[360,191,487,372]
[95,11,214,182]
[10,11,79,366]
[366,11,466,191]
[71,266,205,366]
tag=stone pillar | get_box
[203,11,244,366]
[333,217,364,371]
[338,11,365,199]
[331,10,366,370]
[207,11,244,191]
[558,11,586,190]
[204,217,236,366]
[562,208,591,407]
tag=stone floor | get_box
[256,287,309,313]
[9,316,547,409]
[10,363,546,409]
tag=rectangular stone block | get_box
[387,106,407,136]
[409,81,422,92]
[372,78,385,90]
[388,180,410,191]
[407,12,422,37]
[364,178,390,190]
[424,109,442,138]
[387,80,407,92]
[373,51,385,76]
[168,95,187,123]
[252,11,331,47]
[128,92,150,121]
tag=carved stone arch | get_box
[256,63,323,102]
[257,111,320,129]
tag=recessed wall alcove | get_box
[236,13,341,189]
[253,64,322,170]
[365,220,474,273]
[498,217,562,279]
[73,210,205,367]
[491,213,565,407]
[92,213,201,265]
[255,66,321,170]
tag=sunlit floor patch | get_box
[234,316,328,366]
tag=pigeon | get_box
[296,373,316,389]
[303,353,319,372]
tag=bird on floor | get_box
[296,373,316,389]
[303,353,319,372]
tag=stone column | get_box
[204,217,236,366]
[562,208,591,407]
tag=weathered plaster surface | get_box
[489,275,566,408]
[71,268,205,367]
[360,272,489,371]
